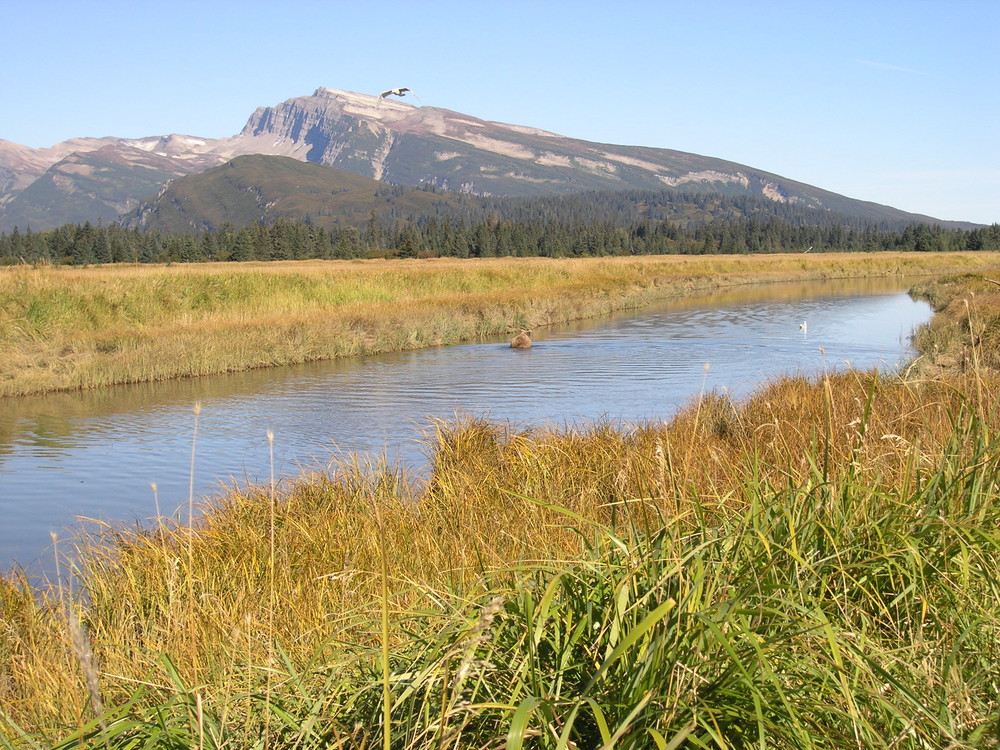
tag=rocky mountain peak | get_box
[0,87,969,233]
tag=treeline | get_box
[354,186,961,234]
[1,214,998,265]
[444,188,927,232]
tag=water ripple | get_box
[0,284,931,571]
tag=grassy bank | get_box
[3,273,1000,747]
[4,376,999,748]
[910,272,1000,377]
[3,252,1000,397]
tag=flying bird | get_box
[376,87,420,108]
[378,87,411,100]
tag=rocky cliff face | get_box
[0,87,961,232]
[240,90,397,176]
[232,88,803,199]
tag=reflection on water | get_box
[0,277,932,571]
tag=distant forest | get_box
[1,188,998,264]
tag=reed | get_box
[3,272,1000,748]
[2,252,1000,397]
[910,272,1000,375]
[2,362,999,747]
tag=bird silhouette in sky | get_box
[379,87,411,100]
[376,87,420,107]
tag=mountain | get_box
[0,88,981,233]
[0,136,235,231]
[122,154,463,234]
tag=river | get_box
[0,277,932,572]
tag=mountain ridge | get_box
[122,153,925,239]
[0,88,982,232]
[121,154,466,234]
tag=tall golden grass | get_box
[3,252,1000,397]
[3,269,1000,747]
[3,377,999,742]
[4,367,998,746]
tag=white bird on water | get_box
[799,321,808,333]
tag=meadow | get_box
[2,261,1000,748]
[3,251,1000,397]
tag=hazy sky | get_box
[3,0,997,224]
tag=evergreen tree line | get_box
[1,212,998,266]
[441,188,921,232]
[375,186,965,235]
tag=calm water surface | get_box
[0,278,932,571]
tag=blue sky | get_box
[3,0,997,224]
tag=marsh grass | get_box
[911,273,1000,376]
[5,270,1000,747]
[3,252,1000,397]
[3,360,1000,747]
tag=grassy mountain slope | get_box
[126,153,953,237]
[0,147,184,230]
[124,155,463,234]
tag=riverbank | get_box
[909,271,1000,376]
[2,272,1000,747]
[3,252,1000,397]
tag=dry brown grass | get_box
[3,252,1000,397]
[3,362,994,738]
[4,265,1000,746]
[911,272,1000,377]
